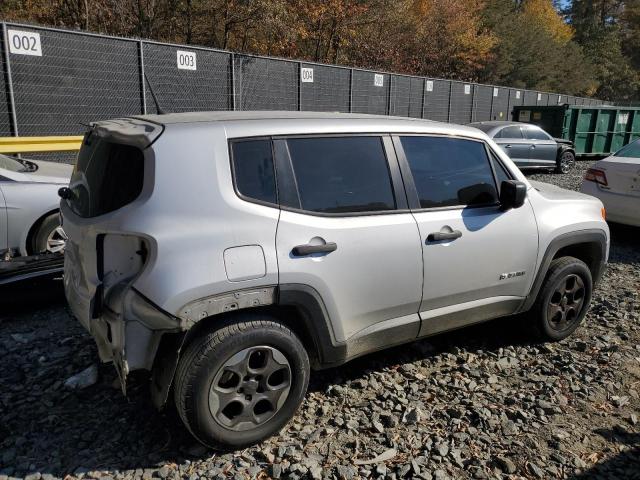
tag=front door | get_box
[274,135,423,345]
[394,135,539,335]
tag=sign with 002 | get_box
[374,74,384,87]
[177,50,197,70]
[8,29,42,56]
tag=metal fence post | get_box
[421,79,427,119]
[470,84,476,123]
[230,53,236,111]
[138,40,147,114]
[2,22,19,136]
[298,61,302,111]
[447,82,453,123]
[387,75,392,115]
[349,68,354,113]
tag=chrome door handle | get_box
[427,230,462,242]
[292,242,337,256]
[504,145,512,148]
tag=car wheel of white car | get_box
[556,151,575,174]
[31,213,67,254]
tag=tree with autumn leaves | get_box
[2,0,639,100]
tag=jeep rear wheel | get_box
[173,314,310,449]
[531,256,593,341]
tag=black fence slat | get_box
[0,30,11,136]
[143,42,231,113]
[234,55,298,111]
[423,79,451,122]
[490,87,509,121]
[472,84,492,122]
[352,69,389,115]
[389,75,423,118]
[299,63,350,112]
[449,81,473,124]
[7,25,142,136]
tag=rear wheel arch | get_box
[26,208,60,254]
[150,284,342,409]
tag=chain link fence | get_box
[1,21,606,151]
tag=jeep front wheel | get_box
[531,256,593,341]
[173,314,310,449]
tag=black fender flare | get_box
[518,229,607,313]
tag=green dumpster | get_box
[512,104,640,156]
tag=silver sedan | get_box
[470,121,576,173]
[0,154,72,258]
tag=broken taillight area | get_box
[584,168,608,187]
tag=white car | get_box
[581,140,640,227]
[0,154,72,258]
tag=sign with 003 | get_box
[177,50,197,70]
[8,29,42,56]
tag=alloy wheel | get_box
[208,346,292,431]
[46,226,68,254]
[560,152,574,173]
[547,273,586,332]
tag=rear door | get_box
[493,125,532,166]
[523,125,557,166]
[393,135,539,336]
[274,135,423,346]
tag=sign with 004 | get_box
[8,30,42,56]
[177,50,197,70]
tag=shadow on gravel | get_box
[568,428,640,480]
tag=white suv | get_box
[60,111,609,449]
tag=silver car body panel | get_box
[60,111,609,391]
[0,160,72,255]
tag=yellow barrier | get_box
[0,136,83,154]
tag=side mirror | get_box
[500,180,527,210]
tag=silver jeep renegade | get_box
[61,111,609,449]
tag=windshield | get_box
[614,140,640,158]
[0,154,27,172]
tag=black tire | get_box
[173,313,310,450]
[529,256,592,341]
[30,213,65,254]
[555,150,575,174]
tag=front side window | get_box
[496,126,523,139]
[285,136,396,214]
[523,126,551,140]
[400,136,499,208]
[231,139,277,205]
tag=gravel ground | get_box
[1,161,639,480]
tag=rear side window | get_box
[523,126,551,140]
[495,126,523,139]
[231,139,277,205]
[67,133,144,218]
[285,136,396,214]
[400,136,499,208]
[614,140,640,158]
